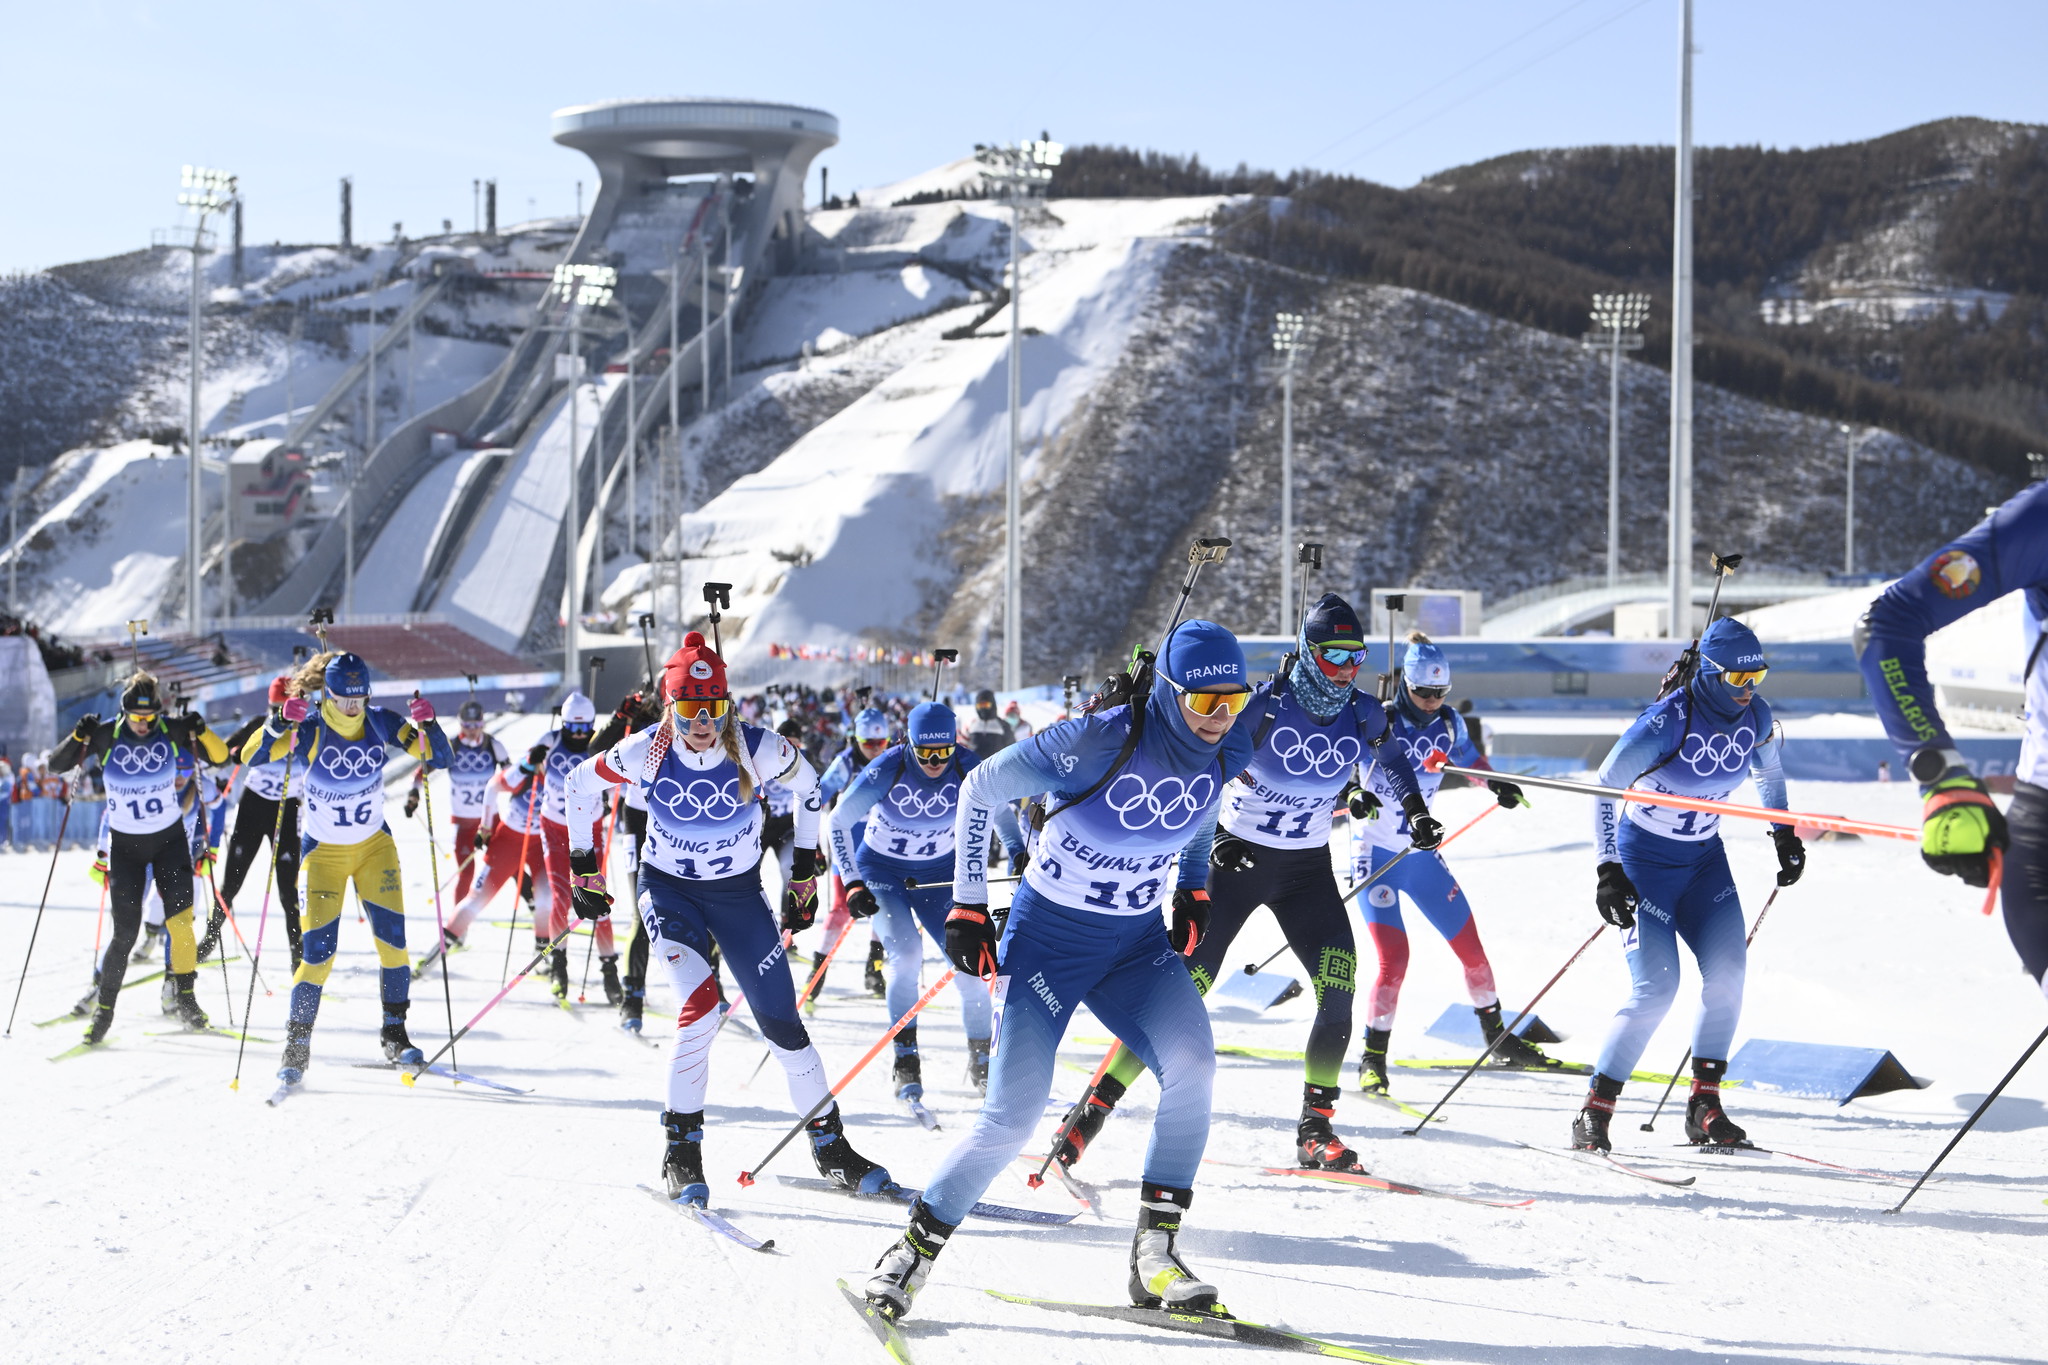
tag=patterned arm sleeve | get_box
[1748,701,1791,826]
[1592,708,1681,863]
[828,761,888,882]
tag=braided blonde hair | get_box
[290,650,339,698]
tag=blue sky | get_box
[6,0,2044,273]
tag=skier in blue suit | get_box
[1572,616,1804,1153]
[864,620,1257,1322]
[1857,481,2048,999]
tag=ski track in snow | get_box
[2,775,2045,1362]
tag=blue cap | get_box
[1303,592,1366,647]
[1158,619,1248,692]
[1403,637,1450,689]
[853,707,889,741]
[1699,617,1766,675]
[324,652,372,699]
[907,701,956,749]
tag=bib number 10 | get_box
[1084,877,1161,911]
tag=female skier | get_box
[864,620,1255,1322]
[564,631,893,1204]
[248,651,452,1090]
[830,701,1023,1102]
[1352,633,1541,1090]
[1051,594,1439,1175]
[404,699,507,904]
[818,706,895,999]
[1572,616,1804,1151]
[432,762,549,956]
[51,673,230,1043]
[531,692,618,1002]
[202,677,305,968]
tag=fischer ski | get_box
[35,960,245,1026]
[1260,1166,1535,1209]
[49,1037,116,1061]
[639,1184,775,1252]
[838,1277,914,1362]
[146,1026,275,1044]
[773,1174,1075,1226]
[1515,1142,1696,1187]
[985,1289,1417,1361]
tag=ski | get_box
[145,1026,276,1044]
[1514,1142,1696,1187]
[1657,1142,1914,1185]
[985,1289,1417,1362]
[265,1078,302,1107]
[34,959,246,1027]
[1358,1089,1441,1125]
[1398,1056,1592,1076]
[639,1184,776,1252]
[1259,1166,1535,1209]
[773,1174,1076,1226]
[48,1037,116,1061]
[349,1062,531,1094]
[410,941,463,979]
[1016,1153,1104,1216]
[900,1094,941,1131]
[837,1278,914,1362]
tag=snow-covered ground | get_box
[3,770,2043,1363]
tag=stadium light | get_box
[978,137,1065,691]
[1272,312,1309,632]
[177,165,237,635]
[1582,292,1651,589]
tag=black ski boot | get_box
[965,1036,991,1095]
[82,1004,114,1046]
[801,951,828,1011]
[194,908,226,963]
[1684,1058,1749,1146]
[547,947,570,1000]
[169,973,209,1031]
[1357,1027,1392,1095]
[1296,1084,1368,1173]
[619,975,646,1033]
[132,922,163,964]
[865,1199,955,1322]
[892,1026,923,1101]
[807,1104,891,1194]
[379,1001,425,1070]
[1571,1073,1625,1152]
[1052,1074,1126,1169]
[660,1109,709,1206]
[863,939,887,997]
[278,1017,314,1085]
[1128,1184,1221,1312]
[1477,1002,1559,1069]
[600,955,623,1007]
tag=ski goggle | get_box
[858,737,889,752]
[1310,644,1367,667]
[913,744,954,764]
[1168,681,1253,716]
[1409,685,1450,701]
[562,721,594,736]
[1718,667,1768,688]
[671,697,731,721]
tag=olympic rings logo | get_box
[317,746,383,780]
[651,776,744,823]
[888,783,956,819]
[106,742,169,775]
[1270,726,1360,778]
[1680,724,1754,777]
[450,748,496,774]
[1102,771,1215,832]
[1399,734,1448,773]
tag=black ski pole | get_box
[4,781,75,1036]
[403,925,580,1082]
[928,648,957,703]
[637,613,658,690]
[1376,594,1403,702]
[232,735,297,1091]
[1888,1020,2048,1214]
[415,691,460,1076]
[1641,885,1781,1131]
[702,582,731,654]
[1403,923,1609,1134]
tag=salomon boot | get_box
[965,1037,991,1095]
[619,975,646,1032]
[865,1200,955,1322]
[807,1104,892,1194]
[1128,1184,1221,1312]
[1357,1027,1392,1095]
[1052,1074,1126,1169]
[379,1001,424,1070]
[863,938,886,997]
[660,1109,709,1206]
[1571,1073,1625,1152]
[169,972,209,1032]
[600,955,623,1007]
[1477,1002,1560,1069]
[1296,1084,1368,1173]
[1684,1057,1749,1146]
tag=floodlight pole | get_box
[1272,312,1305,633]
[1004,189,1023,692]
[567,306,582,690]
[1667,0,1696,640]
[1841,424,1857,575]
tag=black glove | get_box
[945,904,999,976]
[524,742,550,772]
[845,881,881,919]
[781,846,820,933]
[1486,779,1527,810]
[1402,793,1444,851]
[1169,888,1209,955]
[402,788,420,819]
[568,848,613,921]
[1595,860,1638,929]
[473,827,492,851]
[1209,832,1257,873]
[1771,826,1806,887]
[613,691,644,723]
[1009,847,1030,878]
[1345,784,1380,822]
[71,714,99,742]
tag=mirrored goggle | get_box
[1171,684,1252,716]
[1719,667,1768,688]
[1312,645,1367,667]
[1409,684,1450,701]
[857,736,889,750]
[671,697,731,720]
[562,721,594,736]
[913,744,954,764]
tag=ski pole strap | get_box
[407,925,580,1080]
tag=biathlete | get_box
[1054,594,1440,1176]
[1352,632,1542,1088]
[201,677,305,969]
[245,652,452,1088]
[865,620,1255,1322]
[530,692,620,1003]
[431,762,548,960]
[564,631,893,1204]
[1573,616,1804,1151]
[817,706,895,999]
[404,699,507,904]
[830,701,1023,1101]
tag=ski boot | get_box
[801,951,828,1013]
[1684,1058,1749,1146]
[169,973,209,1032]
[1571,1074,1625,1152]
[865,1199,955,1322]
[807,1104,892,1194]
[965,1036,991,1095]
[619,975,646,1033]
[1357,1027,1392,1096]
[132,922,163,963]
[279,1018,314,1082]
[1128,1184,1221,1312]
[379,1001,425,1070]
[160,975,180,1016]
[549,946,571,1000]
[599,955,623,1007]
[82,1004,114,1046]
[863,939,887,998]
[1296,1084,1368,1173]
[69,979,101,1019]
[1477,1002,1559,1069]
[1052,1074,1126,1169]
[892,1026,923,1102]
[660,1109,709,1206]
[194,908,226,963]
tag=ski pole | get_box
[1887,1019,2048,1214]
[1640,886,1782,1132]
[737,968,956,1186]
[1029,1044,1118,1189]
[232,742,295,1090]
[579,793,623,1003]
[3,787,74,1036]
[201,867,237,1029]
[502,778,540,985]
[903,873,1021,890]
[1402,922,1609,1134]
[203,867,269,997]
[747,918,858,1088]
[415,695,459,1078]
[401,924,580,1084]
